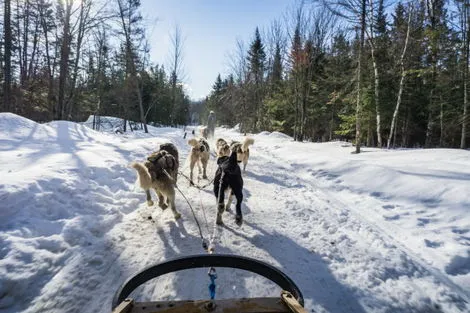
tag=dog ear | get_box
[147,153,161,163]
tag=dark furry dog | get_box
[213,150,244,226]
[159,142,179,181]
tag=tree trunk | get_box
[461,0,469,149]
[293,78,300,141]
[117,0,148,133]
[57,0,73,120]
[401,107,410,147]
[463,78,468,148]
[95,28,107,131]
[355,0,366,153]
[329,102,335,141]
[39,1,54,119]
[439,100,444,147]
[425,0,439,148]
[300,91,306,141]
[3,0,12,112]
[137,79,148,133]
[388,6,412,149]
[368,0,382,147]
[27,16,40,81]
[17,0,28,86]
[67,0,90,120]
[371,51,381,147]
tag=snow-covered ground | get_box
[1,113,469,313]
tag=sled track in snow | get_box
[254,145,470,309]
[314,181,470,304]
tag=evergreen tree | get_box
[271,42,283,90]
[246,27,266,131]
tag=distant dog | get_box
[214,150,244,226]
[130,147,181,219]
[200,126,209,139]
[230,137,254,172]
[215,138,231,157]
[188,137,210,184]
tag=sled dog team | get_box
[130,133,254,226]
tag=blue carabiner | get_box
[208,267,217,300]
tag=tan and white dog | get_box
[130,148,181,219]
[230,137,254,172]
[188,137,210,184]
[215,138,231,157]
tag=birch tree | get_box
[388,3,413,148]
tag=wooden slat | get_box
[125,297,291,313]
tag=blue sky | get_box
[140,0,294,100]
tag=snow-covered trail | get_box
[248,134,470,298]
[245,139,469,312]
[1,114,469,313]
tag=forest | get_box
[1,0,469,150]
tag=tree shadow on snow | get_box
[0,123,39,151]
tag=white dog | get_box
[187,137,210,184]
[230,137,254,172]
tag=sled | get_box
[112,254,307,313]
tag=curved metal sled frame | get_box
[112,254,305,313]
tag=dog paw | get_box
[147,200,154,206]
[235,215,243,226]
[224,205,231,212]
[174,212,182,220]
[159,203,168,210]
[216,213,223,225]
[203,175,208,179]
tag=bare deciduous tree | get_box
[388,4,413,149]
[168,24,186,125]
[56,0,73,120]
[457,0,469,148]
[117,0,148,133]
[323,0,367,153]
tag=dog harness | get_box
[145,151,177,181]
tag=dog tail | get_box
[188,138,198,147]
[130,162,152,190]
[242,137,254,152]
